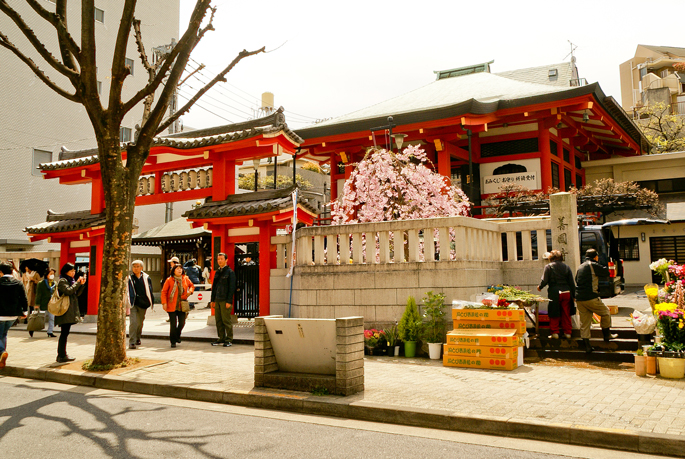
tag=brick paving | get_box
[3,322,685,439]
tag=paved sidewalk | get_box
[2,327,685,457]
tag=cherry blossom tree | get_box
[332,145,470,224]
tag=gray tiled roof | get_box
[641,45,685,58]
[132,217,210,245]
[184,186,318,219]
[495,62,575,87]
[25,209,105,234]
[40,108,303,171]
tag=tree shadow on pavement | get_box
[0,383,230,459]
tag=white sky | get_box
[178,0,685,131]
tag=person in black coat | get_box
[55,263,86,363]
[537,250,576,340]
[210,253,236,347]
[0,263,28,368]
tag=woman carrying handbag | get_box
[161,264,194,348]
[55,263,86,362]
[34,268,57,338]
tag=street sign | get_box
[187,284,211,304]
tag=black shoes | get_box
[223,342,232,347]
[582,338,593,354]
[602,328,618,342]
[211,341,224,346]
[56,355,75,363]
[136,339,141,345]
[129,344,137,350]
[171,343,176,348]
[47,333,56,338]
[29,331,34,337]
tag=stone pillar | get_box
[549,192,580,274]
[254,315,280,387]
[335,316,364,396]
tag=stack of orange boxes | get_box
[443,308,525,370]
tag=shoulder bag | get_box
[47,287,70,316]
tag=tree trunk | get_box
[92,137,138,366]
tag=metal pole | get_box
[293,149,299,187]
[273,156,278,189]
[467,129,473,203]
[254,169,258,192]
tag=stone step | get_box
[530,337,639,352]
[525,348,635,363]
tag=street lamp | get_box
[392,133,408,151]
[252,158,260,192]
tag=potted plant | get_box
[422,291,447,360]
[634,348,646,377]
[384,323,400,356]
[654,304,685,379]
[363,329,386,355]
[398,296,422,358]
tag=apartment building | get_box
[0,1,181,251]
[619,44,685,114]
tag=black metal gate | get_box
[234,252,259,318]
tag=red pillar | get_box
[58,240,73,271]
[437,149,450,178]
[259,222,271,316]
[539,126,552,191]
[87,235,104,316]
[329,156,338,203]
[91,178,104,214]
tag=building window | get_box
[550,140,558,157]
[563,148,570,163]
[551,162,560,189]
[618,238,640,261]
[94,7,105,23]
[97,81,102,94]
[661,69,669,78]
[480,137,538,158]
[125,57,134,76]
[639,178,685,194]
[574,155,582,169]
[576,173,583,188]
[564,168,573,191]
[120,127,132,143]
[32,149,52,176]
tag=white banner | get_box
[483,172,538,194]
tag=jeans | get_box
[0,320,13,354]
[57,323,71,358]
[46,312,55,334]
[168,311,186,344]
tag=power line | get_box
[183,63,258,112]
[177,87,251,121]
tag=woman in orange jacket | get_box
[161,264,195,348]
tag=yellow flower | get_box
[655,303,678,313]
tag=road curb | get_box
[2,365,684,458]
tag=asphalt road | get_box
[0,377,664,459]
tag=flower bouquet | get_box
[364,328,386,355]
[649,259,673,284]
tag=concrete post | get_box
[335,316,364,395]
[254,315,281,387]
[549,192,581,274]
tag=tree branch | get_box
[108,0,136,119]
[80,0,103,122]
[0,1,79,78]
[155,46,265,135]
[132,18,157,125]
[178,63,204,88]
[0,32,80,102]
[24,0,81,71]
[120,0,212,116]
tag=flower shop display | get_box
[649,258,673,284]
[445,290,529,371]
[634,349,647,377]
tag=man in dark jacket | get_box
[126,260,154,349]
[575,249,617,353]
[0,263,28,368]
[210,253,237,347]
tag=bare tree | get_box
[0,0,264,365]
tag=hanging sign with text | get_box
[483,172,538,194]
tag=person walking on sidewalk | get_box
[55,263,86,363]
[35,268,57,338]
[0,263,28,369]
[537,250,576,340]
[161,264,194,348]
[126,260,154,350]
[575,248,618,353]
[210,253,236,347]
